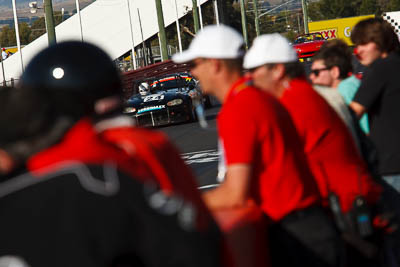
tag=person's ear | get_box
[272,64,286,81]
[331,66,340,80]
[210,58,221,73]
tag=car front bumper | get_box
[130,105,193,127]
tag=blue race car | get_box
[124,73,203,127]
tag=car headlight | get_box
[167,99,183,106]
[124,107,136,113]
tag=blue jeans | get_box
[382,174,400,193]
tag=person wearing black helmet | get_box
[18,40,224,239]
[0,42,224,267]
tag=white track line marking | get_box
[181,149,220,164]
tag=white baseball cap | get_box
[172,25,245,63]
[243,33,298,69]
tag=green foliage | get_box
[0,23,31,47]
[359,0,379,15]
[308,0,391,21]
[0,26,13,47]
[29,17,46,43]
[19,23,32,45]
[0,11,64,47]
[308,0,358,21]
[388,0,400,11]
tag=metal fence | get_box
[115,45,178,73]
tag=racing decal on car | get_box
[137,105,166,114]
[143,94,165,102]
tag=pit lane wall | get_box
[308,15,375,45]
[0,0,209,85]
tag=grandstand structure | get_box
[0,0,209,85]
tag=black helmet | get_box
[19,41,122,118]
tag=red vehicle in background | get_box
[292,33,326,62]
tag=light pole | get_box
[126,0,137,69]
[11,0,24,72]
[173,0,183,53]
[239,0,248,49]
[192,0,200,33]
[44,0,57,45]
[0,42,6,86]
[301,0,309,34]
[137,8,149,65]
[29,0,57,45]
[61,8,64,21]
[155,0,168,61]
[75,0,83,41]
[253,0,260,36]
[213,0,219,25]
[198,0,203,30]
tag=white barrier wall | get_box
[0,0,209,84]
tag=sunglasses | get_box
[187,58,207,69]
[310,67,331,76]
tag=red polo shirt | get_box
[217,77,319,221]
[280,78,382,213]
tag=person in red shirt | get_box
[244,33,382,216]
[173,24,342,267]
[244,35,386,266]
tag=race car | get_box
[123,73,203,127]
[292,33,326,62]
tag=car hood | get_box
[293,40,325,52]
[126,90,188,107]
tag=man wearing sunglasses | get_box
[310,39,369,135]
[244,34,381,241]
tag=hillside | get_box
[0,0,94,20]
[0,0,70,9]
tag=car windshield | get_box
[150,76,195,91]
[294,34,324,44]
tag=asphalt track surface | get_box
[159,103,221,190]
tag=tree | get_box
[28,11,63,43]
[308,0,358,21]
[19,22,32,45]
[29,17,46,43]
[359,0,379,15]
[0,26,13,47]
[388,0,400,11]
